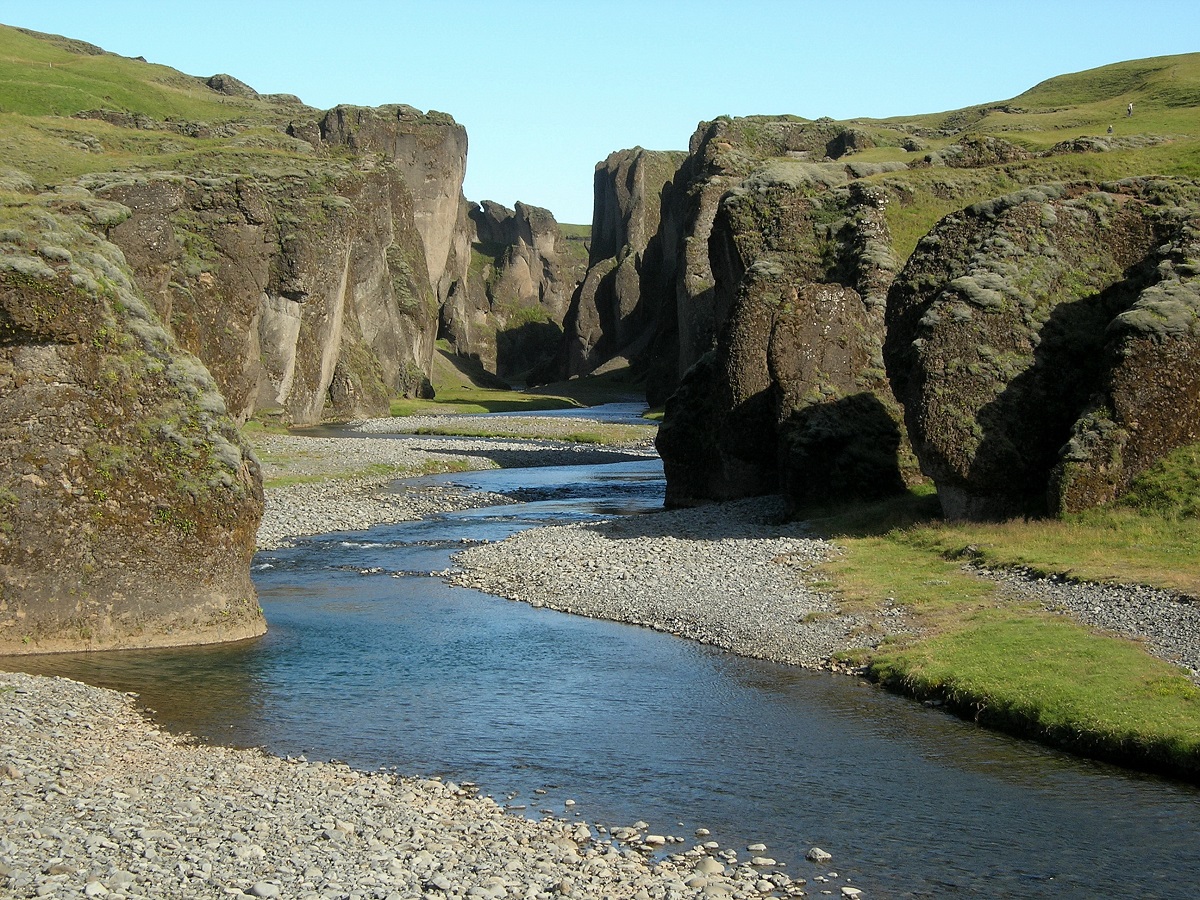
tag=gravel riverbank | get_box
[252,430,655,550]
[0,671,822,900]
[450,496,905,669]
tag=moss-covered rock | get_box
[658,177,917,509]
[90,160,440,425]
[0,197,264,653]
[885,177,1200,519]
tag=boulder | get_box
[884,177,1200,519]
[0,196,264,653]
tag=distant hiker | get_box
[1107,125,1114,134]
[1127,102,1134,117]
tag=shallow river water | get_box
[13,456,1200,898]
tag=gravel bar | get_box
[0,671,818,899]
[451,496,909,669]
[252,432,655,550]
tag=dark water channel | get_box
[11,455,1200,898]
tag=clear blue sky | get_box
[3,1,1198,224]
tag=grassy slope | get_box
[840,53,1200,258]
[0,24,343,194]
[808,453,1200,777]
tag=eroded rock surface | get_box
[559,148,686,381]
[656,135,916,509]
[0,195,264,653]
[440,200,587,382]
[885,177,1200,519]
[96,166,439,425]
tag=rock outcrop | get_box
[59,103,476,429]
[884,178,1200,520]
[0,191,264,653]
[648,117,906,407]
[440,200,588,382]
[628,117,926,508]
[294,105,469,306]
[558,148,686,382]
[94,162,440,426]
[657,161,913,508]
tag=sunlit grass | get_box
[805,444,1200,775]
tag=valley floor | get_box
[5,413,1198,897]
[255,419,1200,683]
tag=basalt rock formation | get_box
[647,118,923,507]
[656,157,914,508]
[0,25,483,654]
[644,55,1200,515]
[885,177,1200,520]
[440,200,588,382]
[648,117,910,408]
[558,148,686,382]
[87,102,473,427]
[96,164,441,426]
[0,193,264,653]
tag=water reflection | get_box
[12,637,269,742]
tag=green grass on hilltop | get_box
[0,23,320,186]
[0,24,291,121]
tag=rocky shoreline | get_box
[252,428,656,550]
[1,671,825,900]
[449,496,903,669]
[7,415,1198,899]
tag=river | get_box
[11,452,1200,898]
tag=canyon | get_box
[1,24,1198,651]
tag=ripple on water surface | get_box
[9,458,1200,899]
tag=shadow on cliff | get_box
[964,261,1156,518]
[496,321,563,383]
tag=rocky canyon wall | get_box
[0,190,265,653]
[558,148,687,383]
[440,200,588,383]
[885,177,1200,519]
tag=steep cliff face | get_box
[656,169,914,508]
[648,118,901,406]
[632,116,931,508]
[885,178,1200,520]
[559,148,686,381]
[0,191,264,653]
[439,200,588,382]
[94,162,439,426]
[65,102,473,428]
[293,104,468,306]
